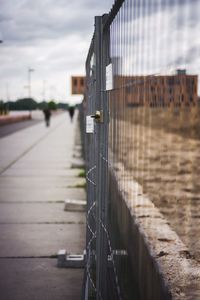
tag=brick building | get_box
[114,70,198,107]
[71,76,86,95]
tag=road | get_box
[0,119,42,138]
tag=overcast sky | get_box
[0,0,200,104]
[115,0,200,79]
[0,0,114,103]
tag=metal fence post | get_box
[94,14,110,300]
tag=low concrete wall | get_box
[0,115,31,126]
[110,164,200,300]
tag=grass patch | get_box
[78,169,86,178]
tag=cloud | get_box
[111,0,200,80]
[0,0,200,101]
[0,0,113,44]
[0,0,114,101]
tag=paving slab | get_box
[0,224,85,257]
[0,188,86,202]
[3,164,82,173]
[0,176,84,187]
[3,168,85,177]
[0,203,86,224]
[0,259,83,300]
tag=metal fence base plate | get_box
[64,199,86,212]
[57,249,86,268]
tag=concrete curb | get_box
[110,163,200,300]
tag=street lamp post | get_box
[28,68,34,99]
[43,80,46,102]
[27,68,34,119]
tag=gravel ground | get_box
[110,107,200,262]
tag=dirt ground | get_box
[109,107,200,262]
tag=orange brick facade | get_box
[114,72,198,107]
[71,76,86,95]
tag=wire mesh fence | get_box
[83,0,200,299]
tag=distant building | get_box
[71,76,86,95]
[114,71,198,107]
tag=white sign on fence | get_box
[106,63,113,91]
[86,115,94,133]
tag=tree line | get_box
[0,98,69,114]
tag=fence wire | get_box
[83,0,200,299]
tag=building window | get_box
[74,79,77,86]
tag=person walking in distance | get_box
[68,106,75,122]
[43,107,51,127]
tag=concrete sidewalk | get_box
[0,112,86,300]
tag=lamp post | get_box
[28,68,34,99]
[43,80,46,102]
[27,68,34,119]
